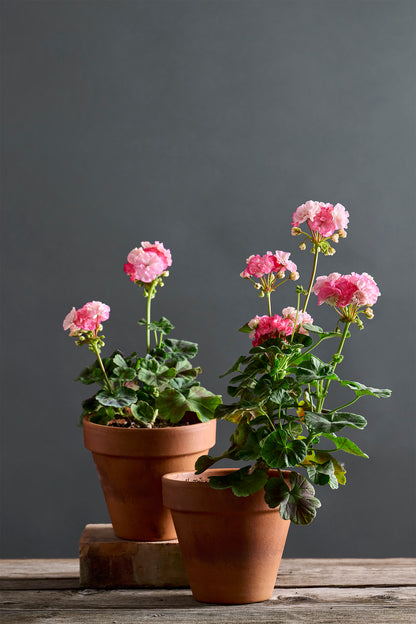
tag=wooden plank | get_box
[1,558,415,590]
[0,586,415,609]
[0,600,415,624]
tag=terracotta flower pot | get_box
[162,468,290,604]
[83,417,216,541]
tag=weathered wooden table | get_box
[1,558,415,623]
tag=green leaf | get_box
[219,355,251,379]
[113,366,136,381]
[322,433,369,458]
[213,403,260,423]
[265,472,321,525]
[234,430,262,461]
[194,454,219,473]
[163,338,198,359]
[209,466,268,497]
[113,353,128,368]
[156,387,221,423]
[302,323,343,339]
[138,316,175,336]
[96,387,138,408]
[75,363,105,385]
[130,401,155,423]
[294,355,338,384]
[304,410,367,434]
[238,322,253,334]
[261,430,307,468]
[306,460,339,489]
[338,379,392,398]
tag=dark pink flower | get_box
[248,314,293,347]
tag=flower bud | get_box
[277,269,285,279]
[254,282,262,290]
[331,233,339,243]
[240,271,248,278]
[327,246,336,256]
[338,229,347,238]
[364,307,374,319]
[299,242,306,251]
[290,271,300,281]
[291,227,302,236]
[259,291,265,297]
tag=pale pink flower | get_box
[74,301,110,332]
[332,203,349,231]
[273,250,298,276]
[292,201,321,226]
[348,272,380,306]
[282,307,314,335]
[63,307,81,336]
[248,314,293,347]
[292,201,349,238]
[124,241,172,283]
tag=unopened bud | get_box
[291,227,302,236]
[327,246,336,256]
[254,282,262,290]
[331,233,339,243]
[240,271,248,278]
[290,271,300,281]
[338,229,347,238]
[299,242,306,251]
[277,269,285,279]
[259,291,265,297]
[364,307,374,319]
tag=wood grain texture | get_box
[0,559,414,624]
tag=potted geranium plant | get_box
[64,241,221,541]
[162,202,391,603]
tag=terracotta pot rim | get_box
[162,468,291,514]
[83,415,214,433]
[163,467,291,482]
[83,416,216,457]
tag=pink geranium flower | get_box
[282,307,314,335]
[292,201,349,238]
[64,302,110,335]
[241,251,298,280]
[313,273,380,309]
[248,314,293,347]
[124,241,172,283]
[63,307,81,337]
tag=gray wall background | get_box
[1,0,415,558]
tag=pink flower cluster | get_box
[124,241,172,284]
[63,301,110,336]
[248,314,294,347]
[313,272,380,308]
[282,307,314,335]
[292,201,349,237]
[241,250,298,280]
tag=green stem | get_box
[266,291,272,316]
[317,321,351,412]
[302,244,320,313]
[91,342,112,393]
[145,281,157,353]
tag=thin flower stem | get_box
[267,291,272,316]
[91,342,112,393]
[317,321,351,412]
[145,280,157,353]
[302,244,320,313]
